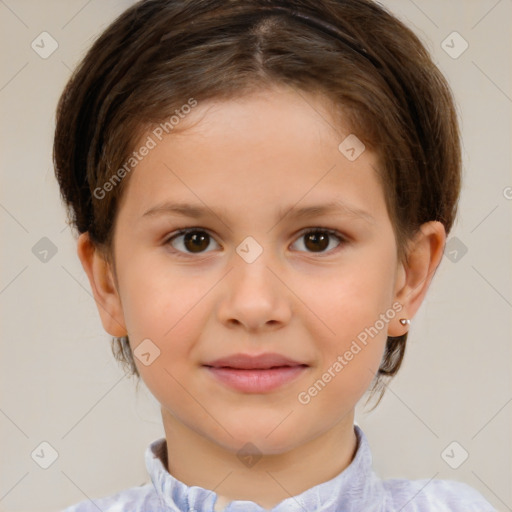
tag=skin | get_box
[77,85,445,510]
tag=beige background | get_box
[1,0,510,511]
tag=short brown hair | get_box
[53,0,461,409]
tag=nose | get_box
[216,249,292,332]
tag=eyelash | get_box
[163,227,348,258]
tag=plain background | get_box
[0,1,510,511]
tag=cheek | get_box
[118,253,199,337]
[298,252,394,394]
[115,260,208,387]
[302,250,395,334]
[121,270,205,402]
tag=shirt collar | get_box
[145,424,386,512]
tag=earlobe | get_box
[388,221,446,337]
[76,232,128,337]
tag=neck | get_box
[161,408,358,510]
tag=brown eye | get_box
[304,231,329,252]
[165,227,346,257]
[292,229,345,254]
[166,229,220,255]
[183,231,210,252]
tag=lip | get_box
[203,352,307,370]
[202,352,309,393]
[204,365,308,393]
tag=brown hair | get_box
[53,0,461,410]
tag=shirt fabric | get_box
[62,425,496,512]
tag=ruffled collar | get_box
[145,424,386,512]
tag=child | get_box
[54,0,496,510]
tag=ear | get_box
[388,221,446,337]
[76,232,127,337]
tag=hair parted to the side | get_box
[53,0,461,411]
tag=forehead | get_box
[117,87,387,225]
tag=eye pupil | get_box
[305,232,329,252]
[171,228,341,256]
[184,231,209,252]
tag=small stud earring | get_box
[399,318,410,326]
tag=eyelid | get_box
[163,228,221,257]
[164,226,348,257]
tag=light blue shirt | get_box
[62,425,496,511]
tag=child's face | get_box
[99,86,407,453]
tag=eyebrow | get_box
[141,200,375,225]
